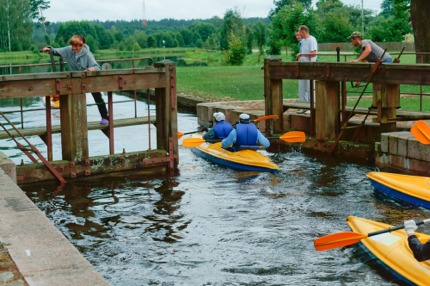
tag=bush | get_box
[225,33,246,65]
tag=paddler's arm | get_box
[405,220,430,262]
[256,130,270,148]
[407,235,430,262]
[221,129,236,148]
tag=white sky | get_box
[43,0,383,22]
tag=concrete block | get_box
[374,142,381,152]
[408,139,430,161]
[408,159,430,175]
[388,134,398,155]
[380,133,389,153]
[0,152,16,183]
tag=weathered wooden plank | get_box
[0,68,167,98]
[16,150,170,185]
[268,62,430,85]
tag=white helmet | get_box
[213,112,225,122]
[239,113,250,123]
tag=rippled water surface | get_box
[5,96,430,285]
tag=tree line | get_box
[2,0,428,64]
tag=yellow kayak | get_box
[367,171,430,208]
[191,142,278,173]
[347,216,430,285]
[42,96,60,109]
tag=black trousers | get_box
[92,92,108,120]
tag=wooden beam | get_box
[268,62,430,85]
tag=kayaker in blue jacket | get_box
[203,112,233,140]
[222,113,270,151]
[404,220,430,261]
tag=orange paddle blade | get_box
[182,137,205,148]
[411,120,430,144]
[253,115,279,123]
[279,131,306,143]
[314,231,368,251]
[177,132,184,139]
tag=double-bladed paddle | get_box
[182,131,306,148]
[177,114,279,139]
[411,120,430,144]
[314,218,430,251]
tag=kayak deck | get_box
[347,216,430,285]
[367,171,430,208]
[191,142,278,173]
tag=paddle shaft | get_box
[368,219,429,237]
[206,136,281,143]
[314,217,430,251]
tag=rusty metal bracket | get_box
[0,112,66,184]
[55,79,61,95]
[118,76,126,90]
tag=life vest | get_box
[213,121,233,139]
[235,124,259,150]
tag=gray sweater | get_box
[52,44,100,71]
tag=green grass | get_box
[177,65,298,101]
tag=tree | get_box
[367,0,411,42]
[225,33,246,65]
[411,0,430,63]
[270,0,312,17]
[29,0,50,20]
[319,11,353,43]
[30,0,50,37]
[191,22,216,42]
[253,21,267,61]
[219,9,244,51]
[0,0,33,52]
[269,2,316,56]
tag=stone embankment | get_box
[0,157,109,285]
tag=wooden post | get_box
[315,80,340,140]
[372,83,399,131]
[155,60,178,173]
[264,56,283,134]
[60,93,89,161]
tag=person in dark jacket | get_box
[221,113,270,151]
[41,34,109,125]
[404,220,430,261]
[203,112,233,140]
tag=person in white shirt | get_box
[296,25,318,112]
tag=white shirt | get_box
[299,35,318,62]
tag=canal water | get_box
[3,95,430,285]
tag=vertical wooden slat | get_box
[264,56,282,135]
[315,81,340,141]
[60,93,89,161]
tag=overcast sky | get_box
[43,0,383,23]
